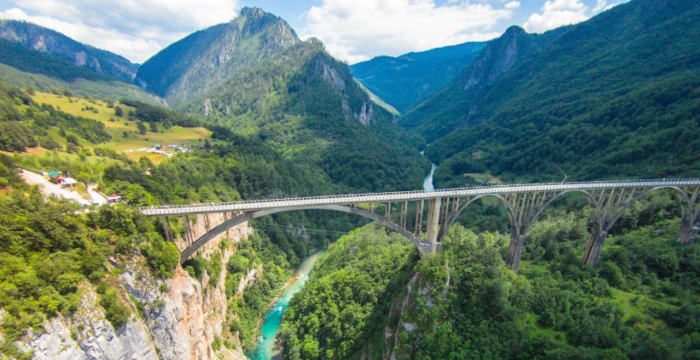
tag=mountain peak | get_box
[239,6,266,19]
[503,25,527,37]
[137,8,299,104]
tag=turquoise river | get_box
[246,250,325,359]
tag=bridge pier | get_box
[425,198,441,253]
[160,216,173,243]
[581,188,642,266]
[502,192,561,273]
[677,186,699,245]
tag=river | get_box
[247,153,435,359]
[423,163,437,192]
[246,250,325,360]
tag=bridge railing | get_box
[139,178,700,214]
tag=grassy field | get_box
[32,92,211,163]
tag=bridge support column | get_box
[503,192,561,273]
[160,216,173,243]
[582,229,607,266]
[182,216,193,245]
[582,188,642,266]
[414,200,424,236]
[505,232,526,272]
[425,198,441,253]
[677,186,699,245]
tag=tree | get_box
[137,121,147,135]
[114,106,123,117]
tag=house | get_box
[49,170,64,184]
[154,144,162,150]
[106,193,121,204]
[60,177,77,187]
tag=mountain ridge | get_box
[136,6,299,106]
[417,0,700,184]
[0,19,138,83]
[351,41,486,112]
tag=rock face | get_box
[0,19,138,83]
[136,6,300,105]
[20,214,251,360]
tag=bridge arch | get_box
[179,204,430,263]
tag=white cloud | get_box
[523,0,589,33]
[0,0,239,63]
[504,1,520,9]
[301,0,514,64]
[523,0,626,33]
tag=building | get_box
[49,170,65,184]
[60,177,77,187]
[106,193,121,204]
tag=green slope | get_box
[350,41,486,113]
[407,0,700,185]
[179,38,428,192]
[0,19,138,83]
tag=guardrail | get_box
[139,178,700,216]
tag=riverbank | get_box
[246,250,326,360]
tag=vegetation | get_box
[0,19,138,83]
[351,41,485,113]
[406,0,700,185]
[281,224,417,359]
[283,193,700,359]
[181,40,428,192]
[0,156,178,356]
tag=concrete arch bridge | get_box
[140,179,700,272]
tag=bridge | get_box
[140,179,700,272]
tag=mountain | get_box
[0,38,157,103]
[350,41,486,113]
[0,19,138,83]
[400,25,567,142]
[139,8,428,193]
[136,7,299,106]
[406,0,700,185]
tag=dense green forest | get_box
[0,154,178,358]
[350,41,486,113]
[283,193,700,359]
[280,224,417,359]
[404,0,700,185]
[181,39,428,192]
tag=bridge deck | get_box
[139,179,700,216]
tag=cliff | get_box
[19,213,253,360]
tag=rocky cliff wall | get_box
[20,213,252,360]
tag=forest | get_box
[282,192,700,359]
[409,0,700,185]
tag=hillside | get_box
[0,38,158,103]
[403,0,700,185]
[283,201,700,359]
[136,7,299,106]
[179,37,428,192]
[0,19,138,83]
[137,8,429,193]
[400,25,566,142]
[350,41,486,113]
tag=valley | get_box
[0,0,698,359]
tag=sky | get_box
[0,0,627,64]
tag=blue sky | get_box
[0,0,626,64]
